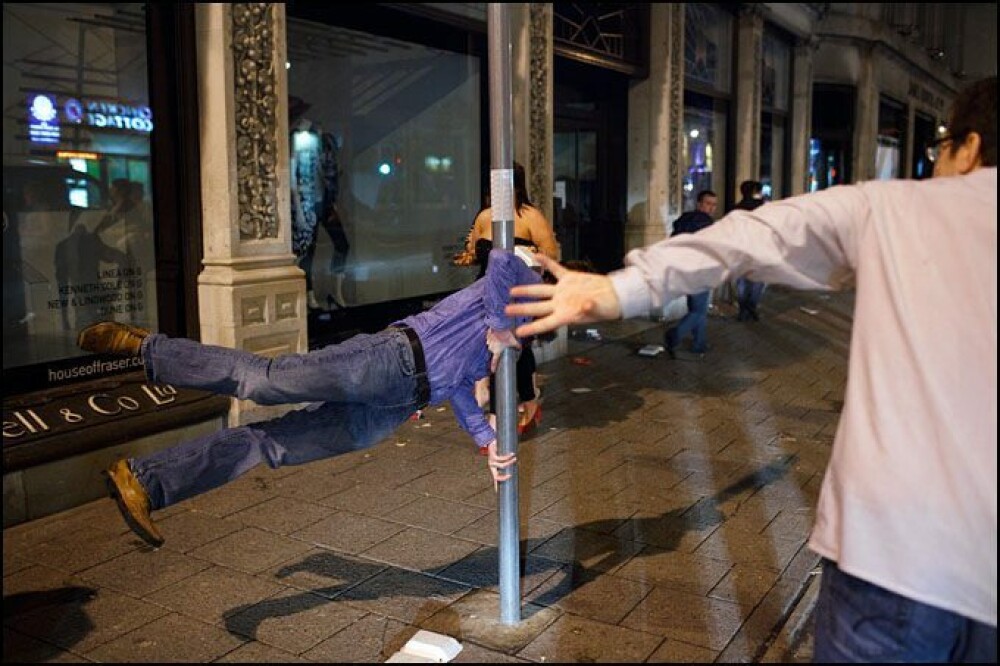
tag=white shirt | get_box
[610,168,997,627]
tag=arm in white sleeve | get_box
[610,185,866,319]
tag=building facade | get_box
[4,2,994,526]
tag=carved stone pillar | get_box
[624,3,684,320]
[854,43,878,183]
[513,3,554,227]
[790,37,817,196]
[625,3,682,252]
[195,4,306,426]
[734,5,764,196]
[513,3,564,362]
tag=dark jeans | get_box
[736,277,766,320]
[665,290,710,353]
[814,559,997,663]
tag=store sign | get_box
[76,98,154,133]
[3,382,181,442]
[27,91,154,144]
[28,93,61,144]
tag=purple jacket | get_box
[397,249,541,448]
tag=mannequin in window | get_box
[290,113,350,310]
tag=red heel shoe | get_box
[517,402,542,435]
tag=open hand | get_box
[505,254,622,337]
[485,439,516,491]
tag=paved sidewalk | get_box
[3,287,852,663]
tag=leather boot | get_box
[105,459,164,547]
[77,322,149,356]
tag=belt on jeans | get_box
[390,324,430,409]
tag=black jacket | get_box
[670,210,714,237]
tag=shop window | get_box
[760,28,791,200]
[285,16,482,313]
[877,95,908,180]
[684,3,733,95]
[912,111,938,180]
[683,91,729,214]
[810,84,855,190]
[683,4,734,212]
[3,3,157,386]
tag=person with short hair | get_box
[733,179,768,322]
[507,76,997,662]
[663,189,717,359]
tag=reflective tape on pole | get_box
[490,169,515,250]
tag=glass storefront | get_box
[683,3,733,212]
[3,3,157,383]
[912,111,938,180]
[682,92,728,212]
[285,16,482,314]
[876,95,908,180]
[810,84,855,191]
[760,29,791,200]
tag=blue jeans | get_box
[665,290,710,353]
[814,559,997,663]
[736,277,766,320]
[132,330,423,510]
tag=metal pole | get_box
[487,2,520,625]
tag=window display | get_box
[3,3,157,380]
[286,17,481,311]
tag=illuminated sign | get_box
[56,151,99,160]
[28,93,60,144]
[27,92,154,144]
[74,98,154,132]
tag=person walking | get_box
[663,189,717,359]
[507,76,997,662]
[732,179,768,322]
[79,247,540,548]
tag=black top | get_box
[670,211,714,237]
[475,237,535,279]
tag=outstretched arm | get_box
[507,186,864,337]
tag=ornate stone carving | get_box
[232,3,279,240]
[668,4,684,216]
[529,3,550,215]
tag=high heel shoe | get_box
[517,401,542,434]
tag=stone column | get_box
[512,3,554,227]
[512,3,564,362]
[625,3,682,250]
[733,5,764,198]
[853,43,878,183]
[625,3,684,320]
[789,37,817,196]
[195,3,306,426]
[903,103,916,179]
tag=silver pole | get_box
[487,2,520,625]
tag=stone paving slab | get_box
[2,287,850,662]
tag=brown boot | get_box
[105,459,164,547]
[77,322,149,356]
